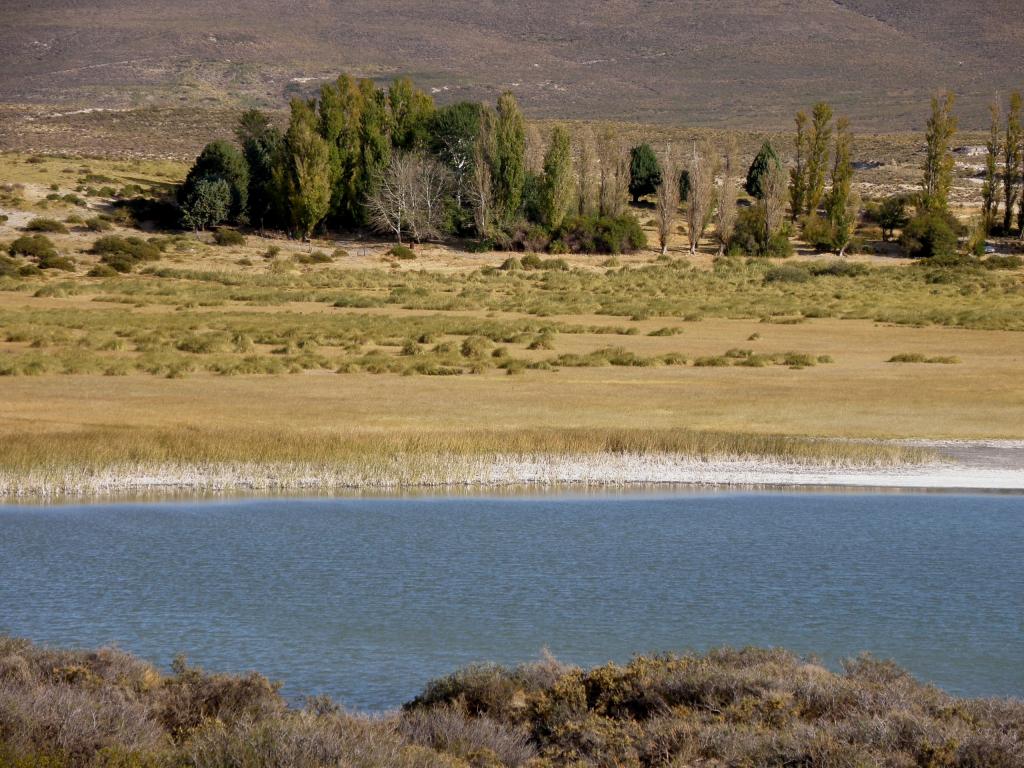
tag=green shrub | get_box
[731,207,793,258]
[799,213,834,251]
[983,255,1023,270]
[900,210,960,260]
[212,228,246,246]
[765,265,810,283]
[389,245,416,260]
[295,250,333,264]
[91,236,161,273]
[888,353,960,364]
[694,355,732,367]
[38,254,75,271]
[9,235,58,260]
[25,217,68,234]
[557,214,646,254]
[85,217,113,232]
[808,259,869,277]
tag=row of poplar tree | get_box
[982,92,1024,237]
[177,75,646,250]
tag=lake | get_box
[1,491,1021,710]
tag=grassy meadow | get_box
[0,150,1022,491]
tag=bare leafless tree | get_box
[686,140,717,255]
[367,152,451,244]
[410,155,452,242]
[575,125,597,216]
[596,128,629,217]
[655,145,681,255]
[715,136,739,255]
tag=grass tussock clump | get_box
[888,353,961,364]
[1,637,1020,768]
[25,217,68,234]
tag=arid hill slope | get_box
[0,0,1020,129]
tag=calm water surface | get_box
[1,491,1022,710]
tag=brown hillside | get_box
[0,0,1020,129]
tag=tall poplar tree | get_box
[318,75,365,228]
[356,79,392,225]
[279,99,331,240]
[982,101,1001,233]
[388,77,435,151]
[236,109,283,231]
[789,110,809,221]
[540,125,574,230]
[804,102,833,214]
[1003,92,1021,233]
[491,92,526,227]
[922,92,957,213]
[827,117,855,256]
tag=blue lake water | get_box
[1,491,1022,710]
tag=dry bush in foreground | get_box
[1,637,1021,768]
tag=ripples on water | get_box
[1,492,1021,710]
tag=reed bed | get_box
[0,426,936,498]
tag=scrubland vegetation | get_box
[1,637,1021,768]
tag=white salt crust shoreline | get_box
[2,448,1022,500]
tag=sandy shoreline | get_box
[2,441,1022,500]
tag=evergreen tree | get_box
[540,125,574,230]
[981,101,1001,234]
[678,169,690,204]
[429,102,483,210]
[804,102,833,214]
[180,140,249,224]
[180,177,231,232]
[236,109,283,231]
[278,99,332,240]
[789,111,809,221]
[744,140,780,200]
[388,77,436,151]
[922,92,957,213]
[628,143,661,203]
[1004,92,1021,233]
[491,92,526,226]
[318,75,365,228]
[826,117,855,256]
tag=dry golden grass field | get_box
[0,150,1021,484]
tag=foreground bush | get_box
[1,638,1020,768]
